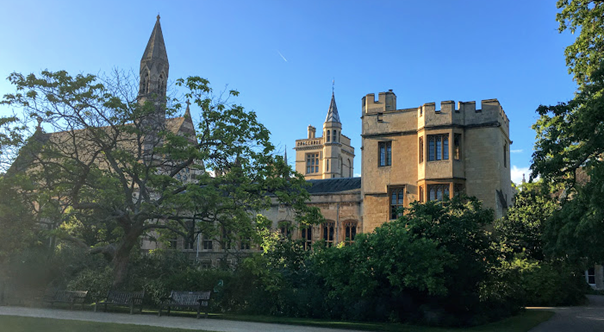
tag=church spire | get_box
[142,15,168,63]
[139,15,169,99]
[324,90,341,124]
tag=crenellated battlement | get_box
[417,98,509,137]
[362,89,397,115]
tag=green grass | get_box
[0,315,218,332]
[216,310,554,332]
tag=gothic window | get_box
[428,184,450,201]
[378,141,392,167]
[158,74,165,95]
[344,221,357,245]
[326,130,330,142]
[322,222,335,247]
[332,130,337,143]
[301,227,312,250]
[428,134,449,161]
[389,186,405,220]
[419,137,424,163]
[454,134,462,160]
[143,72,150,94]
[306,153,319,174]
[419,185,424,203]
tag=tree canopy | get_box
[530,0,604,263]
[0,70,320,285]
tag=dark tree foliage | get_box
[494,181,557,261]
[531,0,604,263]
[255,196,504,326]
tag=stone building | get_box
[15,17,511,260]
[288,89,512,247]
[294,91,355,180]
[360,91,513,232]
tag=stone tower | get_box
[322,91,343,178]
[360,90,512,232]
[138,15,169,130]
[294,89,355,179]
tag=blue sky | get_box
[0,0,577,183]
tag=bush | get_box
[511,257,586,306]
[252,196,517,326]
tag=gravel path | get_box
[528,295,604,332]
[0,306,367,332]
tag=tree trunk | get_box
[111,229,142,288]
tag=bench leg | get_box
[94,303,98,312]
[158,305,163,317]
[130,302,134,315]
[196,305,201,319]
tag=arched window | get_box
[322,222,335,247]
[142,72,149,94]
[333,130,337,142]
[326,130,330,142]
[344,221,357,245]
[158,74,165,95]
[301,226,312,250]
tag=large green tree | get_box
[1,70,319,286]
[494,181,558,261]
[530,0,604,263]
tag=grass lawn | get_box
[217,310,554,332]
[0,310,553,332]
[0,315,217,332]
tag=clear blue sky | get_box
[0,0,577,183]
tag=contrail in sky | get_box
[277,50,288,62]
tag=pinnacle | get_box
[325,91,341,123]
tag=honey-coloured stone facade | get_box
[361,90,512,232]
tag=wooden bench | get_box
[43,289,88,310]
[94,290,145,314]
[158,291,211,319]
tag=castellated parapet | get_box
[361,90,512,232]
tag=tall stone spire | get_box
[139,16,169,155]
[324,90,341,124]
[139,15,169,100]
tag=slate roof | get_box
[7,116,190,176]
[305,177,361,194]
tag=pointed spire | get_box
[324,90,341,123]
[141,15,168,63]
[284,145,288,166]
[184,99,192,120]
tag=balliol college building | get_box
[135,18,512,258]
